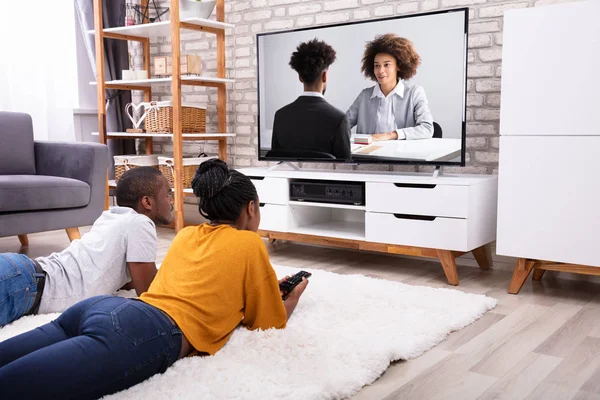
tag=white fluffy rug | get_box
[0,265,497,399]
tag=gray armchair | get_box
[0,111,108,245]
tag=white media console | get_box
[237,167,498,285]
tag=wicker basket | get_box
[144,101,206,133]
[114,154,160,183]
[158,154,218,188]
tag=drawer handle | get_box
[393,213,437,221]
[259,203,266,207]
[247,176,265,180]
[393,183,437,189]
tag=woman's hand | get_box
[372,131,398,141]
[286,277,309,301]
[278,276,290,297]
[281,277,309,321]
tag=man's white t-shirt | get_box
[36,206,157,313]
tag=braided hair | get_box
[191,159,258,222]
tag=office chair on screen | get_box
[433,122,443,138]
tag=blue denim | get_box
[0,295,183,400]
[0,253,38,326]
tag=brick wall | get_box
[132,0,578,175]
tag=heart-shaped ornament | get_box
[125,102,150,129]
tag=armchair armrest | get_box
[34,141,108,186]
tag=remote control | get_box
[279,271,312,299]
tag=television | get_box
[257,8,468,166]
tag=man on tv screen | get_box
[270,39,351,160]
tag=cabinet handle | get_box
[259,203,266,207]
[248,176,265,180]
[393,183,437,189]
[393,213,437,221]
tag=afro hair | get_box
[361,34,421,81]
[289,38,337,84]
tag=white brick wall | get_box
[289,4,322,15]
[136,0,579,174]
[324,0,360,11]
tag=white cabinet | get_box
[239,167,498,285]
[498,1,600,293]
[497,136,600,267]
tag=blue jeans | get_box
[0,295,183,400]
[0,253,38,326]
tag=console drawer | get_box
[249,177,288,205]
[366,182,469,218]
[365,212,468,251]
[259,204,289,232]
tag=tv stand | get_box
[267,161,299,171]
[238,167,498,285]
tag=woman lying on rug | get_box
[0,159,309,400]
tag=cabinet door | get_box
[500,1,600,136]
[250,177,288,205]
[259,204,289,232]
[497,136,600,266]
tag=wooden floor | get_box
[3,228,600,400]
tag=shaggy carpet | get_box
[0,265,497,399]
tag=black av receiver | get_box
[289,180,365,206]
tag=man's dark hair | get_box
[289,38,337,84]
[191,159,258,222]
[116,167,164,209]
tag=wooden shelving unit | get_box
[91,132,235,139]
[108,179,195,196]
[90,76,235,89]
[91,0,234,232]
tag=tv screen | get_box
[257,8,468,166]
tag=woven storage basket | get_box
[144,101,206,133]
[158,154,218,188]
[114,154,160,183]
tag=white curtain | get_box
[0,1,79,141]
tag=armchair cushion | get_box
[0,175,90,212]
[34,141,101,186]
[0,112,36,175]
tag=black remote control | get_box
[279,271,312,299]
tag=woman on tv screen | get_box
[346,34,434,141]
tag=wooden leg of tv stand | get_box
[259,230,467,286]
[472,244,492,271]
[436,250,459,286]
[508,258,537,294]
[532,268,546,281]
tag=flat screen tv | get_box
[257,8,468,166]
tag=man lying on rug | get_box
[0,167,174,327]
[0,159,309,399]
